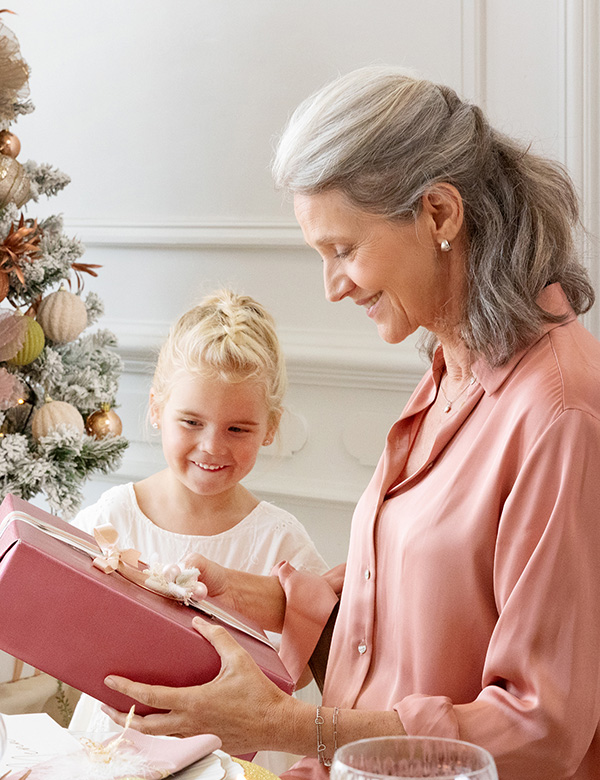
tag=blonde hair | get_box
[273,65,594,367]
[152,290,287,424]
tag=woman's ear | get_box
[421,183,464,246]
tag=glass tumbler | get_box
[330,736,498,780]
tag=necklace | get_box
[440,374,476,413]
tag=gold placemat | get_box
[233,758,281,780]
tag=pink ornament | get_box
[191,581,208,601]
[161,563,181,583]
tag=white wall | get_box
[7,0,599,566]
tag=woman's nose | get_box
[323,259,354,302]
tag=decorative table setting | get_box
[0,710,280,780]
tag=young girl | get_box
[69,289,327,772]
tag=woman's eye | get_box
[334,248,351,260]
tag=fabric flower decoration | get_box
[0,365,25,410]
[0,308,27,360]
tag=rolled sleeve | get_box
[272,561,343,683]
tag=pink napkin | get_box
[27,730,222,779]
[116,730,223,776]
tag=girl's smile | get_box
[152,372,277,502]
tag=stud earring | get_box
[263,437,272,446]
[152,422,159,430]
[440,239,452,252]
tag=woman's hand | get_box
[101,617,299,754]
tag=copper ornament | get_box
[0,129,20,158]
[85,405,123,438]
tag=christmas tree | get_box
[0,18,127,518]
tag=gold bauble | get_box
[0,130,21,158]
[85,404,123,438]
[0,154,29,208]
[31,399,84,441]
[36,288,88,344]
[6,315,45,365]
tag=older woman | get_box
[103,67,600,780]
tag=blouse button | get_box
[358,641,367,654]
[364,567,371,580]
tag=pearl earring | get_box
[152,422,159,430]
[263,437,272,446]
[440,239,452,252]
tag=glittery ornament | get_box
[85,404,123,438]
[6,314,44,365]
[0,153,29,208]
[31,398,84,440]
[0,19,30,123]
[37,288,88,344]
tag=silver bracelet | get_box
[316,706,339,767]
[316,706,328,765]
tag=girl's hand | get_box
[101,617,297,754]
[183,554,286,632]
[184,553,230,600]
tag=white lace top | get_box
[71,482,328,576]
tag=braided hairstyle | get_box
[273,65,594,366]
[152,290,287,424]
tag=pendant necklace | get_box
[440,374,476,413]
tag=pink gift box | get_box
[0,494,294,716]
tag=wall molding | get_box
[108,319,427,391]
[460,0,487,105]
[558,0,600,337]
[65,220,304,249]
[65,3,488,254]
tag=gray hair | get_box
[153,289,287,425]
[273,65,595,366]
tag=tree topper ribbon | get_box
[92,524,141,574]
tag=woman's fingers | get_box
[104,675,189,711]
[191,616,244,655]
[100,703,181,735]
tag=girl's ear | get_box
[420,183,464,245]
[263,408,282,446]
[149,388,161,428]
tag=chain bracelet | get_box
[315,705,340,767]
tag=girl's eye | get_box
[229,426,249,434]
[183,419,200,427]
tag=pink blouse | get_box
[278,284,600,780]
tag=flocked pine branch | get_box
[22,160,71,201]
